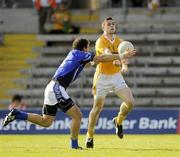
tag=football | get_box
[118,41,134,54]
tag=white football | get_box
[118,41,134,54]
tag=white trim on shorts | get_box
[44,81,70,106]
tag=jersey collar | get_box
[103,33,116,44]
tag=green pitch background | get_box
[0,135,180,157]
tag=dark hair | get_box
[104,17,113,21]
[12,94,22,102]
[72,38,89,51]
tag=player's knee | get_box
[127,98,135,111]
[42,123,51,127]
[42,118,53,127]
[73,111,82,121]
[93,98,104,114]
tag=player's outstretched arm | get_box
[93,54,120,63]
[93,49,136,64]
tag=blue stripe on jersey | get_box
[53,49,94,88]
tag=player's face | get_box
[103,20,116,34]
[86,43,90,51]
[83,42,90,52]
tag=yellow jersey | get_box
[92,34,123,95]
[95,34,123,75]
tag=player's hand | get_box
[113,59,129,67]
[123,49,136,59]
[113,60,121,67]
[121,59,128,64]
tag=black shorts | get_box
[42,97,74,116]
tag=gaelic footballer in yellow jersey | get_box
[86,17,136,148]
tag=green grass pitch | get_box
[0,135,180,157]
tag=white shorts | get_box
[44,80,70,106]
[95,72,128,98]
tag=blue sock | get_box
[15,111,28,120]
[71,139,78,149]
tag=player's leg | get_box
[86,74,110,148]
[51,80,83,149]
[115,87,135,123]
[3,81,60,127]
[85,96,105,148]
[28,114,55,127]
[3,104,57,127]
[112,72,135,138]
[66,104,82,149]
[87,96,105,137]
[114,87,135,138]
[27,104,57,127]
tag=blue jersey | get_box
[52,49,95,88]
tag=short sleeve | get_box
[76,51,95,63]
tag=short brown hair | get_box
[72,38,90,51]
[104,17,113,21]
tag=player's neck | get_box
[104,33,115,42]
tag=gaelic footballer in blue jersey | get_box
[2,38,135,149]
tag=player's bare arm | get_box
[93,49,136,64]
[93,54,120,63]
